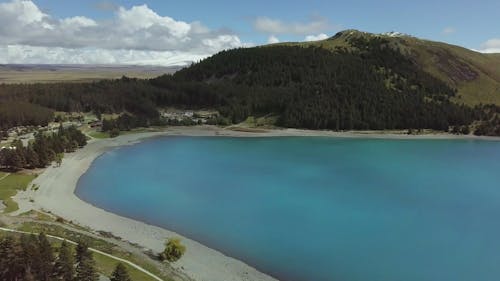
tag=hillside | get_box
[275,30,500,105]
[163,32,483,131]
[0,30,499,135]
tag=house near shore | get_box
[0,146,16,150]
[89,120,103,128]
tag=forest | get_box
[0,36,498,135]
[0,233,132,281]
[0,125,87,171]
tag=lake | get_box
[76,136,500,281]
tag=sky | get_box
[0,0,499,66]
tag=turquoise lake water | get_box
[76,137,500,281]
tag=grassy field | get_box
[0,65,179,84]
[89,131,111,139]
[240,115,278,128]
[0,173,36,213]
[88,127,163,139]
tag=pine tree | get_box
[75,241,91,264]
[0,236,24,281]
[110,263,132,281]
[24,145,40,168]
[53,240,75,281]
[19,234,42,280]
[37,233,55,281]
[74,253,99,281]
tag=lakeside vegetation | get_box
[0,32,498,136]
[160,238,186,262]
[16,222,175,281]
[0,232,133,281]
[0,173,36,213]
[0,125,87,171]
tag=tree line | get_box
[0,125,87,171]
[0,101,54,130]
[0,36,498,135]
[472,104,500,136]
[0,232,132,281]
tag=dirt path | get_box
[0,172,11,181]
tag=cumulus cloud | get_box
[0,0,245,65]
[254,16,334,35]
[304,33,329,42]
[479,38,500,53]
[0,45,210,65]
[267,35,280,44]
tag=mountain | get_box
[273,29,500,106]
[156,29,498,131]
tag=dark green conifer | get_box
[110,263,132,281]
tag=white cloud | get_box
[0,0,246,65]
[479,38,500,53]
[304,33,329,42]
[254,16,334,35]
[442,27,455,35]
[267,35,280,44]
[0,0,47,24]
[61,16,98,28]
[0,45,212,66]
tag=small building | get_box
[89,120,103,128]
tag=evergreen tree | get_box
[75,241,91,264]
[53,240,75,281]
[110,263,132,281]
[37,233,55,281]
[74,253,99,281]
[19,234,42,280]
[0,236,24,280]
[24,145,40,168]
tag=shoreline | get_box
[11,125,500,281]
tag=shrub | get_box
[160,237,186,262]
[110,128,120,138]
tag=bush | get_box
[110,128,120,138]
[160,238,186,262]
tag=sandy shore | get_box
[12,125,500,281]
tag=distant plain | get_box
[0,64,180,83]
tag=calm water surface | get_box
[77,137,500,281]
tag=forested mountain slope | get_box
[275,30,500,106]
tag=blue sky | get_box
[32,0,500,48]
[0,0,499,65]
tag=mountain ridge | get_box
[266,29,500,105]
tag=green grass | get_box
[123,127,167,136]
[93,254,160,281]
[89,131,110,139]
[88,126,162,139]
[0,173,36,213]
[241,115,278,128]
